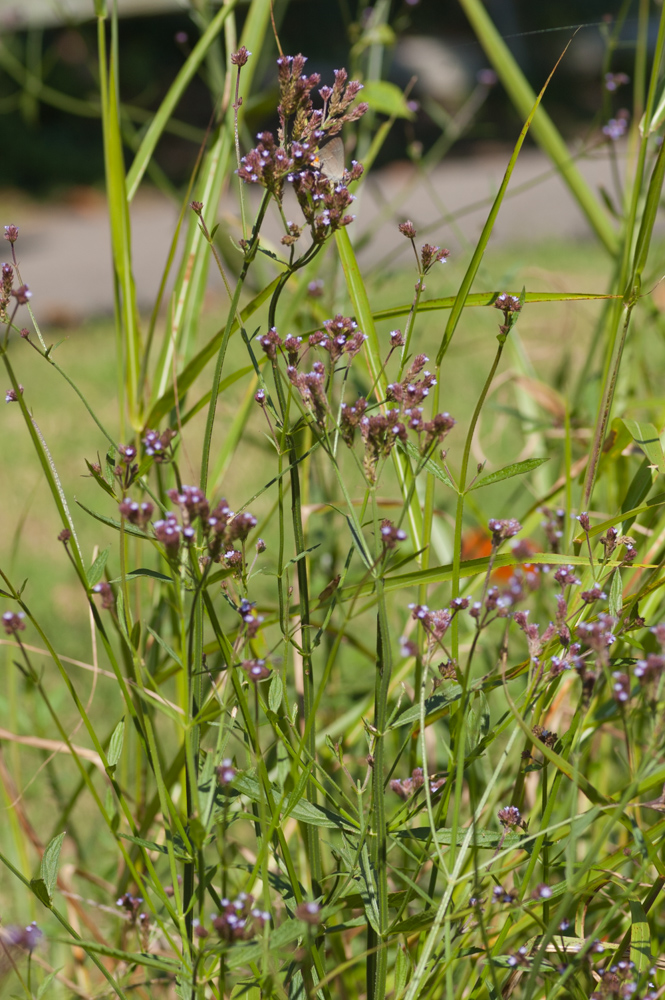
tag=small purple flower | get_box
[477,68,498,86]
[498,806,522,828]
[295,900,322,925]
[231,46,251,67]
[488,518,522,547]
[92,581,114,609]
[2,611,25,635]
[4,921,42,951]
[603,116,628,141]
[5,384,23,402]
[216,759,236,785]
[612,671,630,703]
[242,658,271,683]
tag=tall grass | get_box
[2,2,665,998]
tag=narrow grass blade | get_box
[125,1,239,201]
[437,36,587,364]
[457,0,616,253]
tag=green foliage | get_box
[3,3,665,1000]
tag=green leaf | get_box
[629,899,652,972]
[394,942,410,998]
[268,673,283,714]
[85,459,117,499]
[36,971,59,998]
[457,0,616,253]
[110,568,173,583]
[49,938,180,972]
[29,878,51,908]
[370,290,619,325]
[621,458,656,532]
[77,500,149,539]
[360,80,415,119]
[391,687,462,730]
[573,493,665,542]
[621,419,665,473]
[86,547,110,587]
[286,544,320,568]
[609,570,623,619]
[125,1,239,200]
[402,440,457,490]
[395,827,527,849]
[107,718,125,772]
[31,830,66,906]
[41,830,66,897]
[469,457,549,490]
[225,920,305,971]
[118,833,192,862]
[234,774,357,831]
[188,816,208,851]
[465,691,490,755]
[357,842,381,933]
[146,625,183,669]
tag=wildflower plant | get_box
[3,3,665,1000]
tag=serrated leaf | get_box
[402,439,457,490]
[469,457,549,490]
[76,500,149,539]
[268,673,283,713]
[361,79,415,119]
[609,570,623,618]
[107,718,125,771]
[622,418,665,473]
[85,459,117,499]
[391,687,462,730]
[87,547,110,588]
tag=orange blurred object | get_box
[461,527,539,582]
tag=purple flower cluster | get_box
[147,485,257,568]
[390,767,445,800]
[211,893,270,943]
[2,610,25,635]
[237,55,367,244]
[142,427,176,463]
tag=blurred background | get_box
[0,0,637,320]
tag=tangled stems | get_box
[265,265,324,891]
[447,307,520,880]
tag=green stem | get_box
[369,489,392,1000]
[450,337,506,657]
[199,190,271,494]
